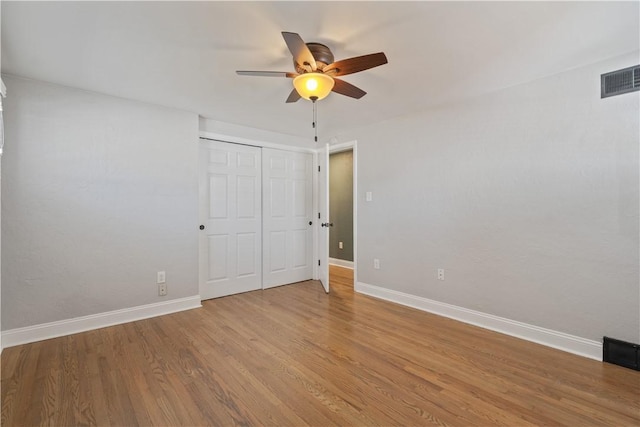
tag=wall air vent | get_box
[601,65,640,98]
[603,336,639,371]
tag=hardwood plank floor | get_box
[2,265,639,426]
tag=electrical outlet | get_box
[438,268,445,281]
[157,271,166,284]
[374,258,380,269]
[158,283,167,296]
[339,241,343,249]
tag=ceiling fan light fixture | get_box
[293,72,334,101]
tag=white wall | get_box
[1,76,200,330]
[199,117,315,149]
[337,51,640,344]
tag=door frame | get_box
[314,140,358,288]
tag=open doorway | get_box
[328,146,355,288]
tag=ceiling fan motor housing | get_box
[295,43,335,73]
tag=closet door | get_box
[199,140,262,299]
[262,148,313,288]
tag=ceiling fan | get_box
[237,32,388,103]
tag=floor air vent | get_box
[603,337,639,371]
[601,65,640,98]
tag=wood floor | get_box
[2,265,639,426]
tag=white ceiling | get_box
[2,1,639,138]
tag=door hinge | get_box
[318,212,321,219]
[318,166,321,172]
[318,260,321,266]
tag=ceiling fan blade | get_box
[285,88,301,103]
[282,32,317,71]
[323,52,388,76]
[236,71,297,78]
[332,78,367,99]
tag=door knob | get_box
[321,222,334,227]
[309,221,313,226]
[199,225,205,230]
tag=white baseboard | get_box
[1,296,202,349]
[329,258,354,269]
[355,282,601,361]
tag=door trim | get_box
[321,140,357,287]
[200,132,316,154]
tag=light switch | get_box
[366,191,373,202]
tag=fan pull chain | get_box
[313,99,318,142]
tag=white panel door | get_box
[318,144,329,292]
[263,148,313,288]
[199,140,262,299]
